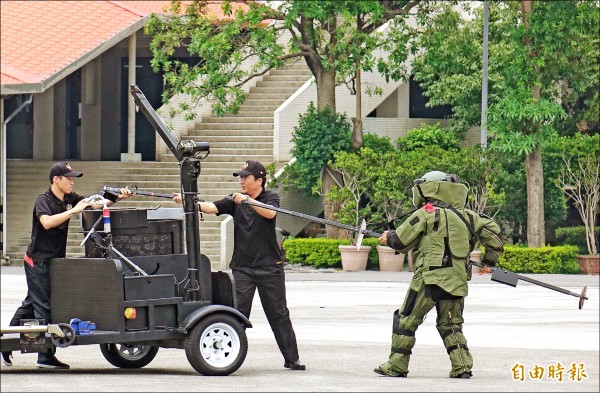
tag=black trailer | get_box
[0,85,251,376]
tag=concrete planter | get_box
[469,250,483,274]
[577,255,599,275]
[376,245,404,272]
[339,245,371,271]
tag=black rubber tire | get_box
[51,323,76,348]
[185,313,248,376]
[99,343,159,368]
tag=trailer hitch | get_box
[1,323,76,348]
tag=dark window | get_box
[4,94,34,159]
[409,76,452,119]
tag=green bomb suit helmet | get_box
[412,171,468,208]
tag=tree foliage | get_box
[410,1,599,141]
[146,0,424,121]
[553,134,599,255]
[409,0,599,246]
[395,123,461,152]
[325,130,507,241]
[288,103,351,197]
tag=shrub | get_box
[492,245,580,274]
[288,103,352,197]
[396,123,460,152]
[283,238,350,268]
[362,133,396,153]
[556,226,600,255]
[283,237,380,269]
[286,240,580,274]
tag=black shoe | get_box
[373,367,407,377]
[284,360,306,370]
[36,356,70,370]
[451,371,472,379]
[1,352,12,366]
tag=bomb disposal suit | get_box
[376,171,504,378]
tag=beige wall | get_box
[52,80,67,159]
[81,59,102,160]
[33,86,55,160]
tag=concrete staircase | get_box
[4,61,312,269]
[160,61,312,265]
[4,160,182,261]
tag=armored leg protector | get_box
[378,309,415,376]
[436,298,473,378]
[378,275,434,377]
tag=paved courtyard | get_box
[1,266,598,392]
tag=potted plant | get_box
[366,144,413,272]
[557,135,599,274]
[325,149,375,271]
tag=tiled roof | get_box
[0,1,249,93]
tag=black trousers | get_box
[232,265,300,363]
[9,259,54,360]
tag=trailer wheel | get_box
[100,343,159,368]
[185,313,248,376]
[50,323,76,348]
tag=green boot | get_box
[374,361,408,377]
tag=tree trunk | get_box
[522,0,545,247]
[525,146,545,247]
[309,60,342,237]
[321,166,344,238]
[315,67,336,111]
[351,67,363,151]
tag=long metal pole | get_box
[238,197,381,238]
[470,260,588,308]
[102,186,205,200]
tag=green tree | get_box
[146,0,426,236]
[410,0,599,247]
[288,103,351,197]
[552,134,599,255]
[146,0,423,136]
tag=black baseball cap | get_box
[233,160,266,178]
[49,162,83,180]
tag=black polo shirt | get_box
[26,188,85,261]
[214,189,282,268]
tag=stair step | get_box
[255,81,304,88]
[203,116,274,123]
[194,122,273,131]
[200,135,273,143]
[189,129,273,137]
[223,110,275,117]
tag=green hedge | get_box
[283,237,380,269]
[285,238,580,273]
[491,245,580,274]
[555,226,599,254]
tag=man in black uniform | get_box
[173,160,305,370]
[2,162,132,369]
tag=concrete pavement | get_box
[1,266,598,392]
